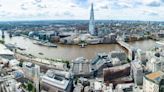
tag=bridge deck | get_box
[117,40,135,60]
[117,40,133,51]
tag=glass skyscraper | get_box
[89,3,95,36]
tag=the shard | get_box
[89,3,95,36]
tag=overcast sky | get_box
[0,0,163,21]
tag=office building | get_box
[131,60,143,85]
[103,63,130,82]
[41,69,73,92]
[115,83,134,92]
[22,62,40,92]
[143,71,164,92]
[147,56,164,72]
[91,53,111,76]
[0,44,14,60]
[71,57,91,77]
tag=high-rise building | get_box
[131,60,143,86]
[89,3,95,36]
[23,62,40,92]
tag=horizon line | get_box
[0,19,163,22]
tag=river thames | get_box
[1,33,157,60]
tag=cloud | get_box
[35,0,42,3]
[149,12,158,16]
[63,11,74,17]
[20,4,28,10]
[100,5,108,9]
[147,1,161,7]
[70,3,77,8]
[0,11,10,17]
[112,2,132,9]
[73,0,88,8]
[131,1,143,8]
[0,0,163,21]
[36,11,49,17]
[142,9,159,16]
[36,4,47,8]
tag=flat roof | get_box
[104,63,130,71]
[145,71,164,84]
[42,70,71,90]
[94,81,103,90]
[0,44,14,55]
[146,71,164,81]
[42,76,70,89]
[72,63,90,74]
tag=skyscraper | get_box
[89,3,95,36]
[2,30,5,38]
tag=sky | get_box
[0,0,163,21]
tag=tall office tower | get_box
[89,3,95,36]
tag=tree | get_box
[19,62,23,67]
[27,82,33,92]
[66,61,70,69]
[0,40,5,44]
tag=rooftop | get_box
[145,71,164,84]
[104,63,130,72]
[131,60,142,70]
[46,69,71,79]
[0,44,14,55]
[72,57,90,75]
[115,83,134,92]
[42,69,72,90]
[24,62,35,68]
[146,71,164,80]
[91,53,109,65]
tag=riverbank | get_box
[0,32,157,60]
[15,52,70,73]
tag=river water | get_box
[0,33,157,60]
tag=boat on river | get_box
[79,43,87,48]
[33,41,57,48]
[38,52,44,55]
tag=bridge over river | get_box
[117,40,135,61]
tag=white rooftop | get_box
[9,59,19,66]
[0,44,14,55]
[94,81,103,91]
[42,76,69,90]
[42,70,71,90]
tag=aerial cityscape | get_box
[0,0,164,92]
